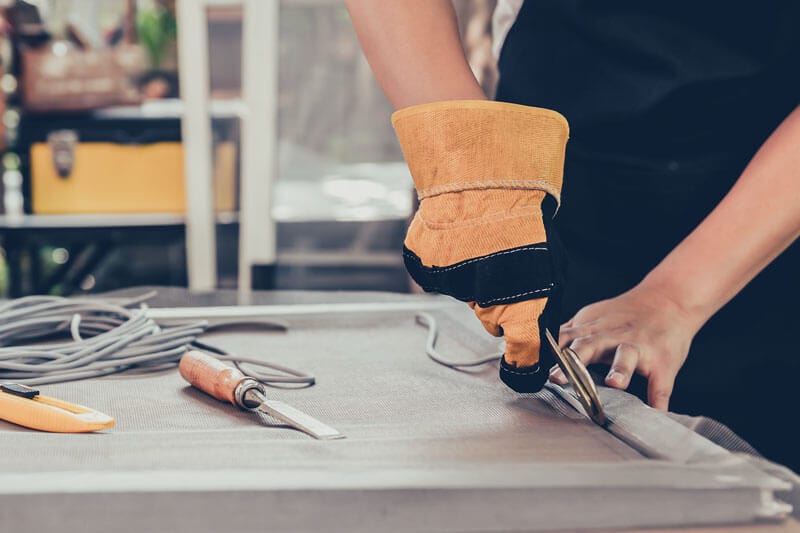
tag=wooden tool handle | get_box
[179,350,245,406]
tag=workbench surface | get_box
[0,287,796,532]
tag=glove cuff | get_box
[392,100,569,205]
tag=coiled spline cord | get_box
[0,293,314,387]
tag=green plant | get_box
[136,3,177,70]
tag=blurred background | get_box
[0,0,496,298]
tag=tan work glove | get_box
[393,100,569,392]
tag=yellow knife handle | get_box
[0,386,115,433]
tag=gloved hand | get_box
[392,100,569,392]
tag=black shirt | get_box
[496,1,800,159]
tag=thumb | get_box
[496,299,548,369]
[502,317,542,369]
[496,300,549,393]
[470,300,550,394]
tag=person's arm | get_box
[347,2,571,393]
[345,0,485,108]
[554,106,800,409]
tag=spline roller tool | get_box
[545,329,607,426]
[179,350,344,440]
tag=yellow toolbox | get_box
[30,134,237,215]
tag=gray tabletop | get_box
[0,287,796,532]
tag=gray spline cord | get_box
[0,294,314,387]
[415,312,503,368]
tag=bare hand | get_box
[550,286,703,410]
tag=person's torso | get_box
[495,1,800,159]
[493,1,800,331]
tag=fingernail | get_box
[550,369,567,384]
[606,371,625,386]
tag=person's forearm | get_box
[345,0,485,109]
[640,106,800,328]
